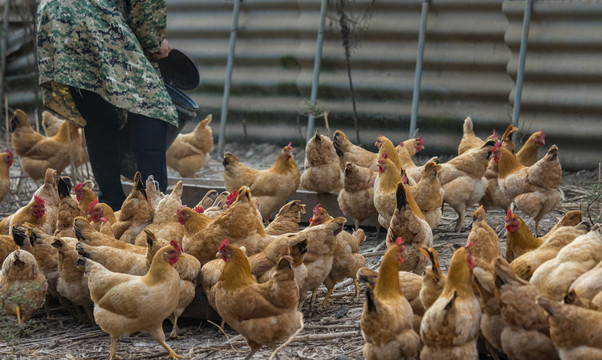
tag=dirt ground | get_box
[0,141,599,359]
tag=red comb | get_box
[506,208,513,222]
[312,203,322,216]
[417,136,423,144]
[226,191,238,206]
[88,199,98,214]
[395,237,404,246]
[170,240,182,253]
[219,239,230,251]
[402,176,408,185]
[492,141,502,152]
[381,152,388,159]
[74,182,85,191]
[5,149,13,158]
[33,195,45,206]
[492,130,498,139]
[465,241,474,249]
[176,205,186,215]
[193,205,204,213]
[399,141,404,147]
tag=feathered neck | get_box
[220,247,256,290]
[374,245,403,299]
[496,147,525,179]
[378,158,402,191]
[270,153,297,174]
[509,217,542,249]
[143,250,174,285]
[442,248,473,297]
[184,209,211,235]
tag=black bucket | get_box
[165,82,198,147]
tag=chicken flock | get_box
[0,109,600,360]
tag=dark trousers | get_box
[70,88,168,210]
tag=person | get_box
[36,0,178,210]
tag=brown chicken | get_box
[55,177,86,238]
[78,240,183,359]
[376,135,404,173]
[385,183,432,275]
[401,136,425,158]
[31,168,60,235]
[530,226,602,301]
[494,143,562,201]
[516,129,545,166]
[0,149,13,204]
[466,206,501,271]
[309,204,366,305]
[515,187,563,237]
[420,243,481,360]
[52,237,94,321]
[41,110,63,137]
[568,258,602,305]
[300,129,342,194]
[419,247,447,311]
[248,232,308,284]
[0,235,18,264]
[0,249,48,324]
[1,195,47,235]
[134,181,185,247]
[333,130,378,170]
[213,240,304,359]
[74,181,98,216]
[10,109,82,181]
[264,200,306,236]
[542,209,582,241]
[410,161,444,228]
[223,143,300,222]
[374,154,403,228]
[176,205,212,240]
[144,230,201,338]
[510,221,589,281]
[73,217,146,255]
[112,172,154,244]
[359,237,420,360]
[182,186,268,266]
[166,114,213,178]
[504,208,542,262]
[337,162,379,232]
[440,140,495,232]
[472,266,506,358]
[494,257,559,360]
[537,295,602,359]
[88,199,118,233]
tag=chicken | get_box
[333,129,378,171]
[55,177,86,238]
[385,182,432,275]
[494,257,559,360]
[511,221,589,281]
[0,149,13,204]
[201,190,231,219]
[530,226,602,301]
[308,204,366,305]
[494,142,562,201]
[376,135,404,173]
[0,234,18,264]
[223,142,300,222]
[401,136,425,158]
[213,239,304,359]
[41,110,63,137]
[466,206,501,271]
[10,109,82,181]
[515,187,563,237]
[112,172,154,244]
[373,154,402,228]
[176,205,212,240]
[88,200,118,233]
[457,116,485,155]
[144,230,201,338]
[410,161,444,228]
[166,114,213,178]
[0,249,48,324]
[505,208,542,262]
[516,129,545,166]
[182,186,268,266]
[537,296,602,360]
[196,189,219,210]
[74,181,98,217]
[51,237,94,321]
[134,181,185,247]
[77,240,183,359]
[542,209,582,241]
[337,162,379,232]
[359,237,420,360]
[1,195,46,235]
[264,200,306,236]
[440,140,495,232]
[419,247,447,311]
[75,239,148,276]
[472,266,506,358]
[32,168,60,235]
[73,217,146,255]
[12,224,60,301]
[420,243,481,360]
[299,217,346,310]
[568,258,602,305]
[479,124,518,211]
[300,129,342,194]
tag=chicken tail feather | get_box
[395,182,407,211]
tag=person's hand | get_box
[153,39,173,59]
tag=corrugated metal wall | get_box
[2,0,601,169]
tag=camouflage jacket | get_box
[36,0,178,127]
